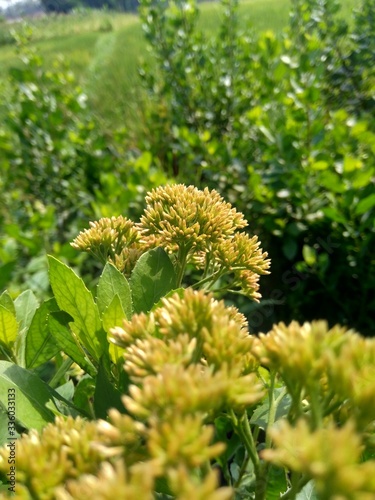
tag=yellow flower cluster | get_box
[139,184,247,253]
[327,336,375,429]
[0,417,104,499]
[56,461,155,500]
[71,185,270,299]
[139,184,270,298]
[99,289,264,496]
[252,320,351,402]
[263,419,375,500]
[71,215,143,274]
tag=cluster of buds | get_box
[72,184,270,299]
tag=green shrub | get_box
[137,0,375,335]
[0,31,167,296]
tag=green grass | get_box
[0,0,362,128]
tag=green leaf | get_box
[0,291,15,315]
[14,290,38,335]
[282,238,298,260]
[48,255,104,360]
[93,360,125,419]
[48,312,97,377]
[302,245,317,266]
[311,160,329,171]
[14,290,39,367]
[250,388,291,429]
[97,262,132,318]
[322,207,347,224]
[25,298,61,369]
[150,287,185,312]
[0,305,18,350]
[73,374,95,418]
[55,380,75,402]
[296,481,318,499]
[102,295,126,332]
[355,193,375,216]
[130,248,176,313]
[102,295,127,363]
[73,375,95,417]
[343,156,362,172]
[265,465,288,499]
[0,361,79,432]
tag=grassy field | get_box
[0,0,361,128]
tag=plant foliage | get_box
[0,186,374,499]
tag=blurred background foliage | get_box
[0,0,374,335]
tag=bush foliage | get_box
[137,0,375,335]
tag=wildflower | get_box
[124,334,197,380]
[252,321,352,400]
[139,184,247,254]
[212,232,270,300]
[124,363,264,421]
[168,465,234,500]
[71,216,143,271]
[327,336,375,428]
[262,419,375,499]
[0,417,104,500]
[95,409,146,463]
[56,460,155,500]
[148,414,225,468]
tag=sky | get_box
[0,0,24,9]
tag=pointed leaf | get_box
[355,193,375,216]
[0,361,80,432]
[265,465,288,499]
[102,295,126,364]
[130,248,176,313]
[48,313,97,377]
[14,290,38,335]
[97,263,132,318]
[151,287,185,312]
[296,481,318,499]
[0,291,15,315]
[48,255,103,360]
[25,299,61,369]
[0,305,18,349]
[14,290,39,367]
[93,360,125,419]
[302,245,317,266]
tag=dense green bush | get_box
[0,32,167,296]
[137,0,375,335]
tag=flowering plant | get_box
[0,185,374,499]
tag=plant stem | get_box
[175,245,189,287]
[49,357,74,389]
[309,386,322,430]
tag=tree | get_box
[81,0,138,11]
[40,0,81,13]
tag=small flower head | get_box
[71,216,143,271]
[0,417,104,499]
[124,334,197,380]
[124,363,264,421]
[263,419,375,499]
[252,321,351,399]
[147,414,225,469]
[168,465,234,500]
[139,184,247,254]
[327,336,375,428]
[56,460,155,500]
[214,233,271,301]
